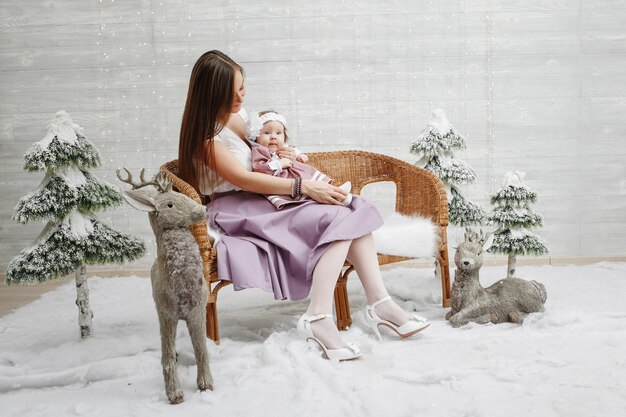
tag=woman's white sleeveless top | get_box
[196,109,254,196]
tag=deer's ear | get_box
[482,233,495,252]
[122,190,156,212]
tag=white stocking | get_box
[306,240,351,350]
[347,234,412,326]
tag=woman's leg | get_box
[305,239,351,349]
[347,233,412,326]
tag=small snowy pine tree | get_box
[410,109,485,226]
[6,111,145,339]
[487,171,548,277]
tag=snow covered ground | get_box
[1,263,625,417]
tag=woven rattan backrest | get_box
[308,150,448,225]
[160,160,218,281]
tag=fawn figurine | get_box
[118,169,213,404]
[446,229,547,328]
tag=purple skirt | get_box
[206,192,383,300]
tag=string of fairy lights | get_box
[95,2,173,263]
[87,1,500,265]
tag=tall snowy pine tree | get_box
[487,171,548,278]
[410,109,485,226]
[6,111,145,339]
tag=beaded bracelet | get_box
[292,178,302,199]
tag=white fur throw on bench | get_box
[372,213,437,258]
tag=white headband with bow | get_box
[258,112,287,128]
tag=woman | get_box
[178,50,429,361]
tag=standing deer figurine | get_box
[446,229,547,328]
[117,168,213,404]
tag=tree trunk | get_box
[507,253,517,278]
[75,265,93,339]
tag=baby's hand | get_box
[296,153,309,163]
[277,148,297,160]
[279,158,293,169]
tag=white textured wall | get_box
[1,0,625,272]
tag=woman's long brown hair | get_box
[178,50,243,192]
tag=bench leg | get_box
[334,268,353,330]
[436,227,451,308]
[437,253,451,308]
[206,300,219,345]
[205,280,232,345]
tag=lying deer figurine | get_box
[446,229,547,328]
[118,168,213,404]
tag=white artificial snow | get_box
[58,167,87,189]
[36,110,84,150]
[20,210,93,254]
[36,170,55,193]
[438,155,469,172]
[512,206,529,216]
[508,229,534,239]
[66,211,94,239]
[503,171,526,188]
[1,263,625,417]
[372,213,437,258]
[429,157,477,185]
[413,154,430,168]
[428,108,452,135]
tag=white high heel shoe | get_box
[364,296,430,341]
[297,313,361,361]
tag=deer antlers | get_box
[464,228,488,244]
[116,168,172,193]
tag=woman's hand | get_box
[301,180,349,205]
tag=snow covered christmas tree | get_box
[6,111,145,339]
[410,109,485,226]
[487,171,548,278]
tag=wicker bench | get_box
[160,150,450,344]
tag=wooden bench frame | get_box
[161,150,450,344]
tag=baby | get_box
[251,110,352,209]
[254,110,309,172]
